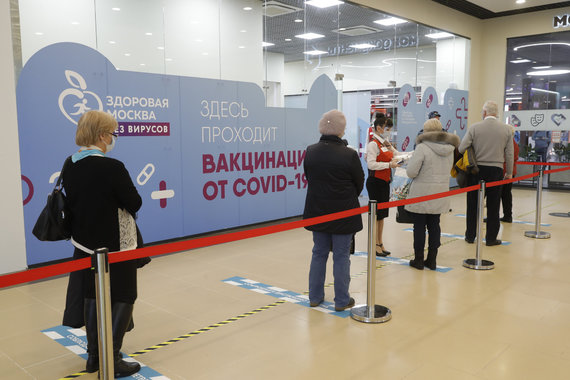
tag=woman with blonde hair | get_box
[62,110,142,377]
[405,118,459,270]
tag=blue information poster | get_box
[17,43,336,265]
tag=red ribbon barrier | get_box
[518,161,570,166]
[2,164,570,289]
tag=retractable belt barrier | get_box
[2,162,570,289]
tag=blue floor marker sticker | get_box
[454,213,550,226]
[353,252,453,273]
[402,228,511,245]
[41,325,169,379]
[222,276,352,318]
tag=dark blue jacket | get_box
[303,135,364,234]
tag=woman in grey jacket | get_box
[405,119,460,270]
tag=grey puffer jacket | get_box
[404,131,460,214]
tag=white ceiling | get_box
[467,0,569,13]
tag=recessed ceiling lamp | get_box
[515,0,526,4]
[71,21,80,25]
[262,42,274,47]
[296,32,325,40]
[425,32,453,39]
[165,58,173,62]
[510,59,531,63]
[284,38,292,41]
[157,46,164,50]
[374,17,407,26]
[304,50,327,55]
[306,0,343,8]
[294,19,303,23]
[349,43,375,49]
[527,69,570,76]
[145,32,153,36]
[34,32,44,35]
[514,42,570,51]
[532,65,552,69]
[243,7,252,11]
[112,7,120,11]
[109,41,116,44]
[124,53,131,56]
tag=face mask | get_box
[381,131,390,139]
[105,135,116,153]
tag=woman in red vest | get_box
[366,114,404,256]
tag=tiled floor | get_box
[2,187,570,379]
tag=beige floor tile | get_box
[1,187,570,379]
[480,345,570,380]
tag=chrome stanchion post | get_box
[525,166,551,239]
[351,200,391,323]
[93,248,114,379]
[463,181,494,270]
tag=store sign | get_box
[17,42,335,265]
[553,14,569,28]
[327,34,417,55]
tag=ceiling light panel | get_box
[425,32,453,39]
[295,33,325,40]
[304,50,327,55]
[306,0,344,8]
[374,17,407,26]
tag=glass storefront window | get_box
[505,31,570,164]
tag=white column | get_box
[0,1,27,274]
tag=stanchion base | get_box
[350,305,391,323]
[463,258,494,270]
[524,231,551,239]
[549,212,570,218]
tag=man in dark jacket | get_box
[303,109,364,311]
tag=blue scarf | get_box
[72,147,105,163]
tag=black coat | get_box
[62,155,143,327]
[303,135,364,234]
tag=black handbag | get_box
[32,157,72,241]
[396,205,414,224]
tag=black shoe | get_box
[409,259,424,270]
[464,237,474,244]
[114,356,141,378]
[375,244,391,257]
[85,355,98,373]
[335,297,355,311]
[424,248,438,270]
[500,217,512,223]
[486,239,502,246]
[483,218,487,223]
[309,299,323,307]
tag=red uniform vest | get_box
[371,138,393,182]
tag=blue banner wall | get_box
[396,85,469,152]
[17,43,335,266]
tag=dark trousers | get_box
[412,213,441,253]
[500,182,513,219]
[466,165,503,241]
